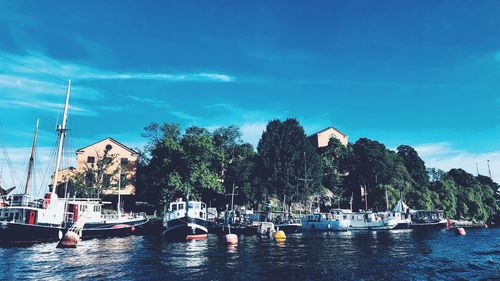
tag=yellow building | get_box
[309,127,349,148]
[75,137,139,196]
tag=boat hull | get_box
[411,221,447,229]
[0,222,62,244]
[163,217,208,240]
[0,217,149,244]
[275,223,302,233]
[301,220,350,231]
[79,217,149,238]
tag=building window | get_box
[105,144,113,151]
[87,156,95,164]
[120,158,128,165]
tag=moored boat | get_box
[275,221,302,233]
[162,198,208,240]
[301,212,350,231]
[0,80,148,244]
[331,209,398,230]
[411,210,447,229]
[390,199,412,229]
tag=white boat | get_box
[163,198,208,240]
[391,199,412,229]
[330,209,398,230]
[301,212,350,231]
[0,80,148,244]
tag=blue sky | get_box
[0,1,499,191]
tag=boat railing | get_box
[0,195,43,209]
[101,211,147,220]
[67,198,102,203]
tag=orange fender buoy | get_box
[455,227,466,235]
[57,231,80,248]
[225,233,238,245]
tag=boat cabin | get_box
[413,210,444,223]
[302,212,346,222]
[164,200,207,221]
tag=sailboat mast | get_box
[385,188,389,211]
[117,163,122,217]
[24,118,39,194]
[52,79,71,195]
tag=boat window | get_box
[179,204,184,210]
[201,203,206,209]
[171,204,177,211]
[188,202,194,209]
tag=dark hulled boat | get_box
[163,199,208,240]
[411,210,447,229]
[0,80,148,244]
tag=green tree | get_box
[70,148,120,198]
[397,145,429,187]
[257,118,322,209]
[344,138,429,211]
[318,138,352,207]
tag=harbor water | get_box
[1,228,498,280]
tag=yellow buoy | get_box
[274,230,286,240]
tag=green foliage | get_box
[397,145,429,186]
[138,122,257,211]
[318,138,351,205]
[427,169,498,222]
[69,148,121,198]
[257,118,322,207]
[344,138,414,211]
[137,121,498,222]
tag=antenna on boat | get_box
[52,79,71,196]
[24,118,39,195]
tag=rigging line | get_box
[0,125,19,187]
[38,134,59,197]
[0,52,66,83]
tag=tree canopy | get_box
[135,119,498,223]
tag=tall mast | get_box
[117,163,122,217]
[52,79,71,195]
[24,118,39,194]
[298,151,312,212]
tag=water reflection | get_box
[0,229,498,280]
[227,244,238,253]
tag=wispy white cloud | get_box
[0,98,98,117]
[240,122,267,147]
[413,142,458,158]
[1,51,235,83]
[0,51,234,119]
[129,95,200,121]
[415,142,500,183]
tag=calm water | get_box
[1,228,499,280]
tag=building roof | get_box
[76,137,138,155]
[311,126,348,138]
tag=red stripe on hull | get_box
[186,234,208,240]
